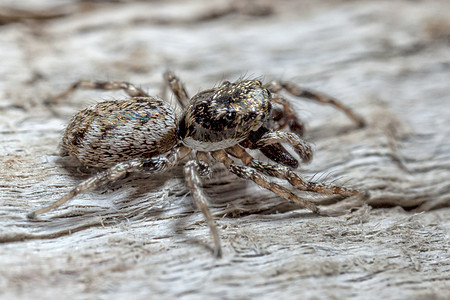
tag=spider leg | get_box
[270,94,306,136]
[259,142,299,169]
[226,145,363,197]
[184,159,222,257]
[211,150,320,214]
[27,147,191,219]
[163,70,190,108]
[241,126,299,168]
[255,131,313,163]
[266,80,366,127]
[46,80,150,105]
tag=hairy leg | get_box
[241,126,299,169]
[28,147,191,219]
[266,80,365,127]
[46,80,150,104]
[163,70,190,108]
[226,145,363,197]
[270,94,306,136]
[211,150,320,214]
[255,131,313,163]
[184,159,222,257]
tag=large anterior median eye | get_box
[224,110,236,121]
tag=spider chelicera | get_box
[28,71,366,257]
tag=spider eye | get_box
[224,110,236,121]
[245,111,258,121]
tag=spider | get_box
[28,71,366,257]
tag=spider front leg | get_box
[266,80,366,128]
[226,145,364,197]
[242,126,300,169]
[211,150,320,214]
[27,148,191,219]
[45,80,150,105]
[184,158,222,258]
[270,95,306,136]
[255,131,313,163]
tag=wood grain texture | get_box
[1,0,449,299]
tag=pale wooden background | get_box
[0,0,449,299]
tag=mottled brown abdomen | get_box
[61,97,178,168]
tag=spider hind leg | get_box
[46,80,150,105]
[28,148,190,219]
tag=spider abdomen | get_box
[178,80,272,151]
[61,97,178,168]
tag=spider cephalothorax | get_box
[28,72,366,257]
[178,80,271,151]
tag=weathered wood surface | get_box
[0,0,449,299]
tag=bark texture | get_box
[0,0,449,299]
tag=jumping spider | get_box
[28,71,366,257]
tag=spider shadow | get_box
[27,157,189,240]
